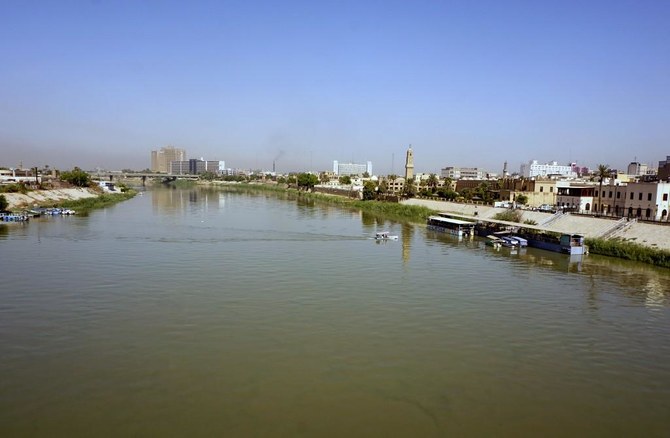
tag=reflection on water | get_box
[1,187,669,437]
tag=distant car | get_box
[538,204,555,213]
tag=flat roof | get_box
[428,216,476,226]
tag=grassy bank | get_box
[586,238,670,268]
[55,190,137,214]
[210,182,437,223]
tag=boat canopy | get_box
[428,216,475,226]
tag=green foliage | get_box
[403,178,416,197]
[362,181,377,200]
[523,219,538,225]
[49,191,137,214]
[0,183,28,194]
[516,194,528,205]
[297,173,319,190]
[362,171,370,178]
[586,238,670,268]
[0,194,8,210]
[200,171,217,181]
[493,210,522,222]
[427,173,439,190]
[436,187,458,200]
[338,175,352,185]
[60,167,91,187]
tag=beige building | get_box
[623,181,670,221]
[498,178,558,208]
[151,146,186,173]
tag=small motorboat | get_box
[375,231,399,240]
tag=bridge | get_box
[89,172,200,184]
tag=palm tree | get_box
[596,164,610,215]
[427,173,439,193]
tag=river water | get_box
[1,187,669,437]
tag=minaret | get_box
[503,161,508,177]
[404,145,414,181]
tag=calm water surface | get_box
[1,187,669,437]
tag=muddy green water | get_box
[1,187,669,437]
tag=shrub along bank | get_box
[585,238,670,268]
[55,191,137,214]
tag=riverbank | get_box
[3,188,99,210]
[3,187,137,212]
[205,182,670,267]
[201,181,436,223]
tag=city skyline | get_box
[2,1,669,173]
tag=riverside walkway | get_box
[403,198,670,251]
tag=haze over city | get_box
[1,1,669,173]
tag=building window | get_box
[550,187,553,192]
[639,192,643,201]
[637,208,642,217]
[617,192,621,199]
[609,191,612,198]
[648,193,652,201]
[630,192,634,200]
[664,193,669,201]
[628,207,633,217]
[540,186,544,192]
[663,209,667,219]
[585,203,591,211]
[646,208,651,218]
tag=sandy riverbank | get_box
[3,188,99,210]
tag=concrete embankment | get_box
[403,198,670,251]
[3,188,99,210]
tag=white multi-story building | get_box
[440,166,485,180]
[521,160,576,178]
[333,160,372,176]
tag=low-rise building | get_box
[623,181,670,220]
[498,178,557,208]
[556,184,596,213]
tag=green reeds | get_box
[586,238,670,268]
[53,191,137,214]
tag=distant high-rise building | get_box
[333,160,372,176]
[658,156,670,180]
[151,146,186,173]
[170,159,225,175]
[404,146,414,181]
[627,161,648,176]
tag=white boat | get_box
[485,235,503,248]
[375,231,399,240]
[509,236,528,247]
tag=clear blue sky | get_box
[1,0,669,174]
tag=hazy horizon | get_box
[2,1,668,174]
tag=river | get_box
[1,187,669,437]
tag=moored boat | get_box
[427,216,475,237]
[523,233,586,255]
